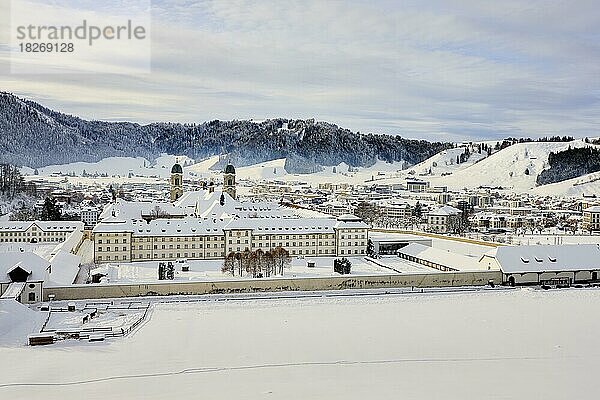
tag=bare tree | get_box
[353,201,382,226]
[263,250,275,277]
[222,252,236,276]
[272,246,291,276]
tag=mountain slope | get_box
[0,93,451,172]
[376,140,594,193]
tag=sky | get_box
[0,0,599,141]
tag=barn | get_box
[479,244,600,286]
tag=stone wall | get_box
[45,271,502,301]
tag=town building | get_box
[426,205,461,233]
[406,179,429,192]
[80,206,100,228]
[583,206,600,232]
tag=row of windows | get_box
[97,246,129,252]
[97,239,128,244]
[254,241,335,247]
[0,237,63,243]
[99,240,364,253]
[0,231,67,237]
[134,243,226,250]
[253,234,335,240]
[96,248,366,261]
[340,234,366,239]
[132,236,224,242]
[339,242,366,247]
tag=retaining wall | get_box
[44,270,502,301]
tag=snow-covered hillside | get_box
[531,170,600,197]
[20,139,599,197]
[408,140,593,193]
[23,154,195,179]
[408,146,487,176]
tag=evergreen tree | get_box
[40,197,61,221]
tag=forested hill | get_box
[536,146,600,185]
[0,92,452,172]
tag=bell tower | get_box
[170,160,183,202]
[223,164,236,199]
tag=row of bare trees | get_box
[222,247,292,278]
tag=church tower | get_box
[223,164,236,199]
[170,160,184,202]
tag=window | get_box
[28,292,36,302]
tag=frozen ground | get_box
[1,288,600,399]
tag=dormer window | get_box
[521,257,529,263]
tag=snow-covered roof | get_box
[483,244,600,274]
[94,216,230,236]
[584,206,600,213]
[337,214,362,222]
[428,205,461,216]
[100,199,186,220]
[228,217,337,234]
[0,252,49,282]
[398,243,483,271]
[47,251,81,286]
[0,221,83,232]
[0,250,78,286]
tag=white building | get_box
[0,221,84,244]
[0,250,80,303]
[93,213,368,263]
[80,206,100,228]
[427,205,461,233]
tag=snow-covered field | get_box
[1,288,600,399]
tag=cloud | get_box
[1,0,599,140]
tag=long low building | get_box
[480,244,600,286]
[0,221,84,244]
[93,214,368,263]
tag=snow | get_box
[236,158,287,180]
[531,170,600,197]
[398,243,488,271]
[372,139,595,194]
[0,299,46,347]
[91,256,397,284]
[408,145,486,175]
[20,139,597,198]
[1,288,600,399]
